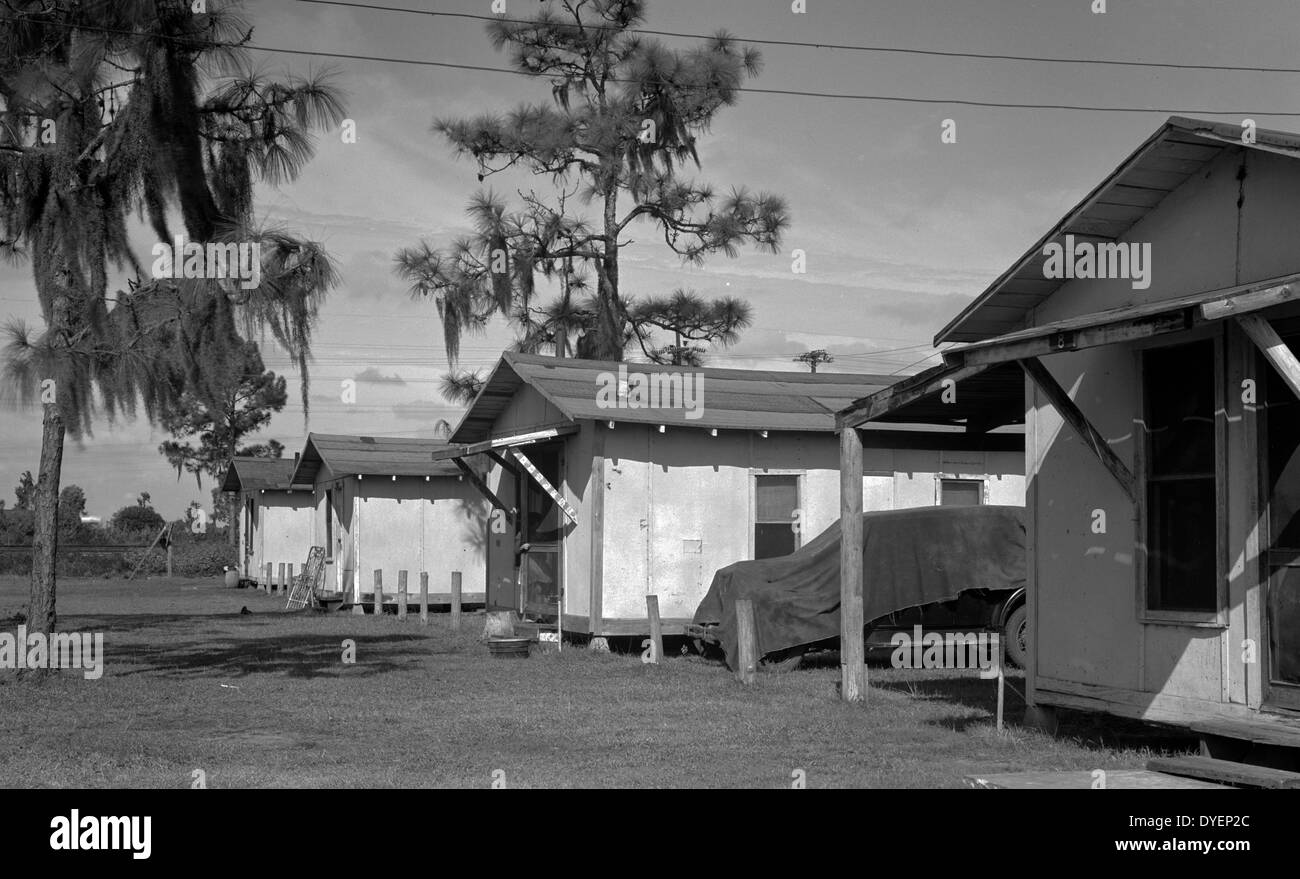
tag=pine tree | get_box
[395,0,787,370]
[158,340,287,545]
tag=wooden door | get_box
[520,443,565,617]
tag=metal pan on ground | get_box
[487,637,532,658]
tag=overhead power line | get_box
[297,0,1300,76]
[251,41,1300,116]
[26,16,1300,116]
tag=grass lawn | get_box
[0,575,1193,788]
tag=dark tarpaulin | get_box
[693,505,1026,670]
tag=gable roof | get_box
[936,116,1300,345]
[290,434,462,485]
[450,352,900,443]
[220,457,302,493]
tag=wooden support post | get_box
[166,541,173,578]
[646,595,663,665]
[996,634,1006,734]
[1020,357,1136,502]
[373,569,383,616]
[736,599,758,685]
[397,570,408,620]
[453,459,515,525]
[839,427,866,702]
[1201,278,1300,322]
[419,572,429,626]
[1237,314,1300,401]
[510,448,578,522]
[264,562,272,593]
[288,563,295,593]
[450,571,462,632]
[278,563,286,594]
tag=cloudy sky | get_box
[3,0,1299,520]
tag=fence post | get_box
[839,426,866,702]
[736,599,758,685]
[166,541,173,578]
[451,571,462,632]
[264,562,272,593]
[996,634,1006,734]
[373,569,383,616]
[419,572,429,626]
[278,563,286,594]
[288,562,295,594]
[397,570,408,620]
[646,595,663,665]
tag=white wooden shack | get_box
[220,457,315,584]
[288,434,489,606]
[434,352,1025,637]
[842,116,1300,731]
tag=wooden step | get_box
[1146,756,1300,789]
[1190,717,1300,750]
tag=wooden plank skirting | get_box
[1035,676,1272,727]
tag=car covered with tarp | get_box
[690,505,1026,671]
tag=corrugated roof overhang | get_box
[941,273,1300,371]
[837,361,1026,433]
[448,352,900,445]
[220,457,306,493]
[290,433,464,485]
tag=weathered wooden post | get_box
[839,426,866,702]
[288,562,295,594]
[996,634,1006,734]
[165,541,173,578]
[264,562,272,593]
[646,595,663,665]
[736,599,758,684]
[397,570,408,620]
[419,572,429,626]
[373,569,384,616]
[278,563,286,594]
[450,571,462,632]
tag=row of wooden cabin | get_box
[222,112,1300,742]
[222,436,488,604]
[224,351,1024,630]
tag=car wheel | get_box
[1003,605,1028,669]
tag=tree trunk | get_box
[227,492,239,546]
[590,187,626,360]
[28,400,66,637]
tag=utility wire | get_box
[21,16,1300,116]
[298,0,1300,76]
[253,41,1300,116]
[883,348,946,377]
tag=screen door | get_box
[1261,333,1300,709]
[520,443,565,617]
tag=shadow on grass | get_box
[106,629,465,680]
[796,649,1199,756]
[873,674,1198,754]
